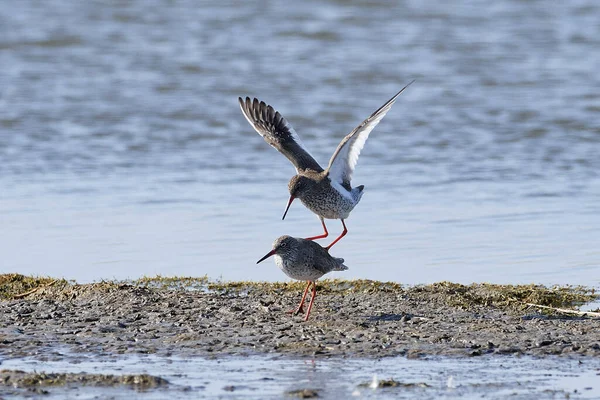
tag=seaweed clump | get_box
[0,369,168,390]
[428,282,597,311]
[206,278,405,296]
[133,275,209,291]
[0,274,67,300]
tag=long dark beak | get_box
[282,196,295,220]
[256,249,276,264]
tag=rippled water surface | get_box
[1,0,599,285]
[3,354,600,399]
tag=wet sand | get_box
[1,274,599,360]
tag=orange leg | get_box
[305,217,328,241]
[325,219,347,250]
[303,282,317,321]
[289,281,311,315]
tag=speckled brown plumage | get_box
[239,81,414,249]
[256,235,348,321]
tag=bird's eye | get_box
[280,242,287,248]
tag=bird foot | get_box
[288,306,305,315]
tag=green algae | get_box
[134,275,209,290]
[285,388,321,398]
[0,369,168,390]
[429,281,596,310]
[358,378,431,388]
[204,279,596,311]
[0,273,68,300]
[1,273,597,312]
[206,278,405,295]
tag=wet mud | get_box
[0,369,167,396]
[1,274,599,360]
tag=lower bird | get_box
[256,235,348,321]
[239,80,414,249]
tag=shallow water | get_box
[2,353,600,399]
[0,0,599,285]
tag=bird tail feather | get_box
[352,185,364,202]
[332,257,348,271]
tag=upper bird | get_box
[239,80,414,249]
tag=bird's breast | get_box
[300,186,357,219]
[274,255,324,281]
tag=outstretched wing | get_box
[326,80,414,189]
[239,97,324,173]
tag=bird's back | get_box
[302,239,348,274]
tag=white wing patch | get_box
[327,98,397,186]
[329,178,354,201]
[327,82,413,187]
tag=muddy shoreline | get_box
[0,369,168,397]
[1,274,599,360]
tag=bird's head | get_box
[256,235,296,264]
[283,175,312,220]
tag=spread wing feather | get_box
[327,81,414,189]
[239,97,324,173]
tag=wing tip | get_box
[392,79,416,100]
[239,97,287,131]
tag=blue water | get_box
[0,0,599,285]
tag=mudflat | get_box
[1,274,599,360]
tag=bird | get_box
[256,235,348,321]
[239,80,414,249]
